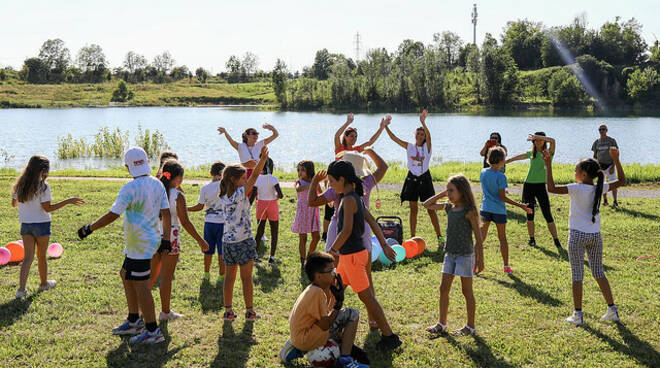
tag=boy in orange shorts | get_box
[252,158,283,266]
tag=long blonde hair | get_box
[447,174,477,210]
[219,164,246,198]
[13,155,49,203]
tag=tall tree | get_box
[123,51,147,74]
[152,51,175,73]
[38,39,70,81]
[433,31,463,67]
[76,44,106,72]
[271,59,288,105]
[501,19,544,70]
[241,52,259,76]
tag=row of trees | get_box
[16,39,264,85]
[272,16,660,109]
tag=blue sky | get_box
[1,0,657,73]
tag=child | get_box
[12,155,84,299]
[156,151,178,179]
[280,251,369,368]
[188,161,226,281]
[543,147,625,325]
[77,147,171,344]
[219,145,269,322]
[149,160,210,321]
[252,157,283,266]
[326,160,402,350]
[423,174,483,336]
[291,160,321,268]
[479,147,532,274]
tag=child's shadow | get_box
[530,243,614,271]
[614,206,660,221]
[506,210,529,224]
[0,294,35,330]
[582,322,660,368]
[446,334,516,368]
[298,268,310,289]
[254,264,283,293]
[363,329,395,368]
[198,279,224,313]
[211,321,256,368]
[105,322,187,368]
[480,274,562,307]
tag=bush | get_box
[627,67,660,102]
[110,80,134,102]
[135,124,169,158]
[547,68,587,106]
[56,126,168,159]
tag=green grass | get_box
[0,80,276,108]
[1,178,659,367]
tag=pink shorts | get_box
[256,200,279,221]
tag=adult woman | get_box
[217,124,279,177]
[506,132,562,250]
[480,132,507,172]
[384,110,444,247]
[334,113,387,158]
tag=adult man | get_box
[591,124,619,207]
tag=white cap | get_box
[123,147,151,177]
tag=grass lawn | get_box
[1,178,659,367]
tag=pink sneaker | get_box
[503,266,514,274]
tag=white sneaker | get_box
[112,318,144,335]
[15,289,28,299]
[565,311,584,325]
[262,235,269,242]
[38,280,56,291]
[159,310,184,321]
[601,306,620,322]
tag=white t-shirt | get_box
[406,142,431,176]
[197,181,224,224]
[168,188,181,227]
[567,182,610,233]
[15,182,52,223]
[110,176,170,260]
[254,174,279,201]
[237,141,265,164]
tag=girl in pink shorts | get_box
[253,158,283,266]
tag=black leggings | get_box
[522,182,554,223]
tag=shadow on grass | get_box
[211,321,256,368]
[105,322,188,368]
[298,268,310,289]
[254,263,283,293]
[582,322,660,368]
[506,210,528,224]
[530,242,614,271]
[446,334,515,368]
[363,328,394,368]
[198,279,224,313]
[0,294,35,330]
[614,207,660,221]
[481,274,562,307]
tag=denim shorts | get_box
[442,253,475,277]
[20,222,51,238]
[222,237,257,266]
[480,211,507,224]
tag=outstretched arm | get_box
[505,153,527,164]
[262,124,279,145]
[334,113,354,151]
[360,116,387,148]
[308,170,330,207]
[217,126,240,150]
[543,150,568,194]
[384,125,408,150]
[41,197,84,213]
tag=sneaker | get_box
[262,235,269,242]
[38,280,56,291]
[338,355,369,368]
[15,289,28,299]
[565,311,584,326]
[350,345,370,365]
[246,310,261,322]
[202,272,210,280]
[528,238,536,247]
[129,328,165,344]
[223,310,238,322]
[112,318,144,335]
[601,306,620,322]
[503,266,514,274]
[376,333,402,350]
[554,239,563,250]
[437,235,446,248]
[279,339,305,363]
[268,256,276,266]
[612,201,619,209]
[159,310,183,321]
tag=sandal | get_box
[452,325,475,336]
[223,310,237,322]
[425,322,448,334]
[246,309,261,321]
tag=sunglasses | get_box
[319,268,336,274]
[598,128,607,131]
[248,131,259,135]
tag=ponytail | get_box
[593,170,604,223]
[327,160,364,197]
[219,164,246,198]
[159,160,184,199]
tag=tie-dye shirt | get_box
[220,187,252,243]
[110,176,170,260]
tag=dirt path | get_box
[47,176,660,199]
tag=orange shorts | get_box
[337,250,370,293]
[256,199,279,221]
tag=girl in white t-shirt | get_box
[384,110,445,248]
[11,155,84,299]
[544,147,626,326]
[149,160,210,321]
[216,124,279,179]
[252,157,283,266]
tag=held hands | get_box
[420,109,428,123]
[521,202,533,215]
[380,115,392,128]
[77,224,93,240]
[68,197,85,205]
[198,239,210,253]
[346,113,354,124]
[330,274,344,310]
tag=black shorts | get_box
[324,203,335,222]
[122,257,151,281]
[400,170,435,202]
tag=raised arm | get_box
[217,126,240,151]
[334,113,354,151]
[308,170,330,207]
[529,134,556,155]
[262,124,279,145]
[606,147,626,191]
[41,196,85,213]
[505,153,528,164]
[499,189,532,213]
[360,116,387,148]
[422,190,448,211]
[176,194,209,252]
[542,150,568,194]
[245,145,268,194]
[420,109,432,152]
[362,147,388,183]
[384,124,408,150]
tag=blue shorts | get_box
[480,211,507,224]
[20,222,51,238]
[203,222,224,255]
[442,253,475,277]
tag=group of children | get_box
[8,114,626,367]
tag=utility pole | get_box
[354,32,362,62]
[471,4,478,45]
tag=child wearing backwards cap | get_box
[77,147,171,345]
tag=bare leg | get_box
[481,221,491,245]
[223,265,238,310]
[134,279,156,324]
[495,223,509,266]
[255,220,267,257]
[612,189,618,204]
[357,289,393,336]
[526,220,535,238]
[35,236,50,285]
[461,276,476,328]
[120,268,139,314]
[218,255,225,276]
[18,235,37,291]
[148,253,163,289]
[309,231,320,255]
[239,261,255,309]
[204,254,212,273]
[298,234,307,261]
[340,317,359,355]
[366,255,376,327]
[427,208,442,237]
[157,253,179,313]
[547,222,559,239]
[269,220,279,258]
[572,281,583,310]
[438,273,454,325]
[595,277,614,305]
[409,201,419,237]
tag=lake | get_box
[1,107,658,170]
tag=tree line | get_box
[271,16,660,109]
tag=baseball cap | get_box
[124,147,151,177]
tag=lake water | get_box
[1,107,658,170]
